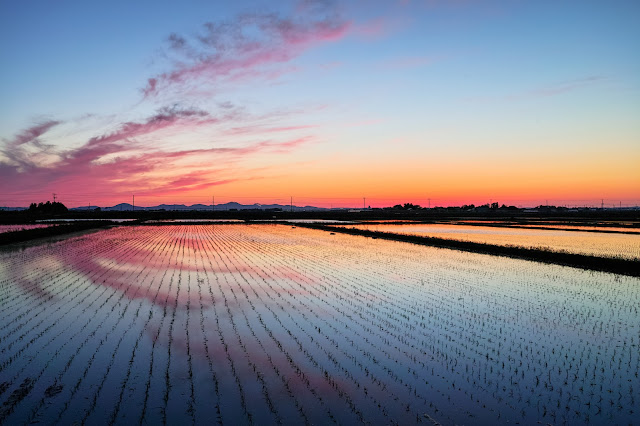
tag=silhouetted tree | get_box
[27,201,68,215]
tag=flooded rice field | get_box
[499,224,640,233]
[0,224,638,424]
[453,222,640,234]
[341,223,640,260]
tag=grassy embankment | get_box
[0,221,114,246]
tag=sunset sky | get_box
[1,0,639,208]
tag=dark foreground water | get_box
[0,225,637,424]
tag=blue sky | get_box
[1,0,638,207]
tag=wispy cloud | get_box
[1,106,217,173]
[87,105,215,146]
[508,75,608,101]
[226,124,319,135]
[143,3,351,99]
[0,107,315,201]
[7,120,61,147]
[464,75,608,104]
[0,2,356,205]
[1,120,62,169]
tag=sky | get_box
[1,0,639,208]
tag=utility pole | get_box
[52,193,57,203]
[601,199,604,209]
[132,195,135,212]
[363,197,366,209]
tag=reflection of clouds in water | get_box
[5,252,87,301]
[1,224,638,425]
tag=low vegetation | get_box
[0,221,113,246]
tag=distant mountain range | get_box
[67,202,327,212]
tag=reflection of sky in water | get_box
[0,224,638,425]
[346,223,640,259]
[511,224,640,233]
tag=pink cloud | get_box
[142,8,352,98]
[7,120,61,147]
[86,105,214,146]
[1,120,62,169]
[0,111,315,205]
[2,4,357,206]
[226,124,318,135]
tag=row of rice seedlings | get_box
[246,226,482,423]
[104,229,179,425]
[137,229,184,425]
[164,225,636,424]
[210,226,450,422]
[209,233,280,424]
[316,233,636,422]
[190,234,223,424]
[11,226,172,418]
[0,258,118,401]
[200,236,255,424]
[161,229,197,425]
[1,224,636,423]
[200,226,343,424]
[0,231,145,359]
[0,232,121,319]
[248,225,636,424]
[362,230,633,422]
[227,228,439,422]
[0,227,164,423]
[3,235,136,384]
[56,226,175,424]
[225,235,368,424]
